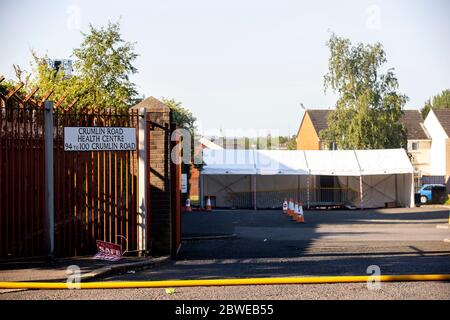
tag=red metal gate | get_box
[1,85,141,259]
[1,82,184,260]
[53,108,140,257]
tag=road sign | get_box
[64,127,136,151]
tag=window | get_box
[410,142,419,151]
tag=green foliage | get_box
[160,98,197,133]
[160,97,198,192]
[421,89,450,118]
[0,80,16,94]
[444,195,450,205]
[320,34,408,150]
[14,21,139,110]
[285,135,297,150]
[270,135,297,150]
[72,21,139,108]
[1,65,31,96]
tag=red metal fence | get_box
[0,84,141,259]
[0,96,46,258]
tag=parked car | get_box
[418,184,448,204]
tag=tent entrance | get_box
[202,174,360,210]
[316,176,344,205]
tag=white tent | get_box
[200,148,414,209]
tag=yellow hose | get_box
[1,274,449,290]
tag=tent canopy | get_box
[202,148,413,176]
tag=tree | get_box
[160,98,197,133]
[421,89,450,118]
[286,135,297,150]
[14,21,139,110]
[320,34,408,150]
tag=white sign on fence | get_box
[64,127,137,151]
[181,173,187,193]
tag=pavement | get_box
[0,256,170,282]
[1,206,450,299]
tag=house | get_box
[423,108,450,190]
[296,109,432,176]
[296,109,331,150]
[402,110,432,176]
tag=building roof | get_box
[400,110,430,140]
[130,96,169,112]
[202,148,413,176]
[432,108,450,137]
[306,109,331,135]
[303,109,429,140]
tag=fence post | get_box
[44,101,54,258]
[307,175,310,209]
[359,175,364,210]
[137,107,147,255]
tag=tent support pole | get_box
[395,174,398,205]
[199,172,204,208]
[307,175,310,209]
[359,175,363,210]
[346,176,349,203]
[253,175,257,211]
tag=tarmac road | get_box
[1,207,450,300]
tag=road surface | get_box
[1,207,449,300]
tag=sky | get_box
[1,0,449,136]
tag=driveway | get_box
[110,207,450,280]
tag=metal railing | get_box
[228,187,359,209]
[0,82,141,259]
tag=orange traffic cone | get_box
[282,199,288,214]
[206,197,212,212]
[296,204,305,223]
[185,198,192,212]
[292,202,299,221]
[288,199,294,216]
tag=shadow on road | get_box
[157,208,450,279]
